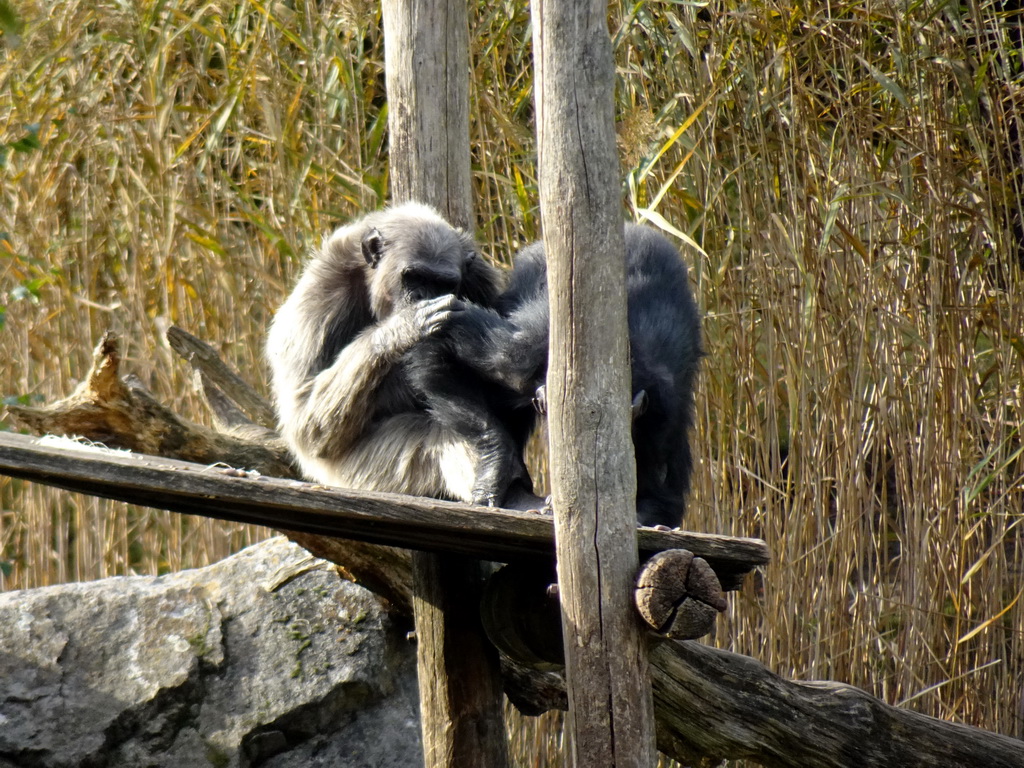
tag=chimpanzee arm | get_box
[442,304,549,398]
[272,294,464,460]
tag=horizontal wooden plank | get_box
[0,431,768,589]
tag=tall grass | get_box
[1,0,1021,763]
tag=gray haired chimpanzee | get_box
[266,202,542,510]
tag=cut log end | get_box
[635,549,727,640]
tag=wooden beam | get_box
[381,0,507,764]
[0,430,767,581]
[411,554,507,767]
[531,0,656,764]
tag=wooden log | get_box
[382,0,472,230]
[648,638,1024,768]
[498,655,568,717]
[634,549,726,640]
[411,554,508,767]
[481,562,564,670]
[5,333,293,478]
[531,0,656,763]
[381,0,508,764]
[480,572,1024,767]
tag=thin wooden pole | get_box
[531,0,657,765]
[410,554,508,767]
[381,1,509,766]
[382,0,473,229]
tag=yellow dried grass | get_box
[1,1,1021,763]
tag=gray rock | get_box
[0,537,422,768]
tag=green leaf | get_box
[0,0,23,40]
[962,428,1023,506]
[10,277,47,302]
[1008,334,1024,362]
[3,394,36,407]
[635,207,707,258]
[635,91,714,185]
[10,124,41,153]
[857,54,909,109]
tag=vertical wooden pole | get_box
[382,0,473,229]
[380,1,509,766]
[410,554,508,767]
[530,0,657,765]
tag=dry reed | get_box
[1,0,1021,764]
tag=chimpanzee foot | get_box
[532,384,548,416]
[472,489,502,507]
[502,482,551,514]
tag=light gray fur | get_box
[266,202,490,502]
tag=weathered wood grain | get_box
[0,432,767,584]
[4,333,293,478]
[482,587,1024,765]
[531,0,657,763]
[165,325,278,429]
[648,638,1024,768]
[381,1,507,764]
[382,0,472,230]
[411,553,509,768]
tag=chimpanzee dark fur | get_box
[445,224,703,527]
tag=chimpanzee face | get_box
[361,208,499,317]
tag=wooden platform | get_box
[0,431,768,590]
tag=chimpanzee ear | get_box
[361,228,385,268]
